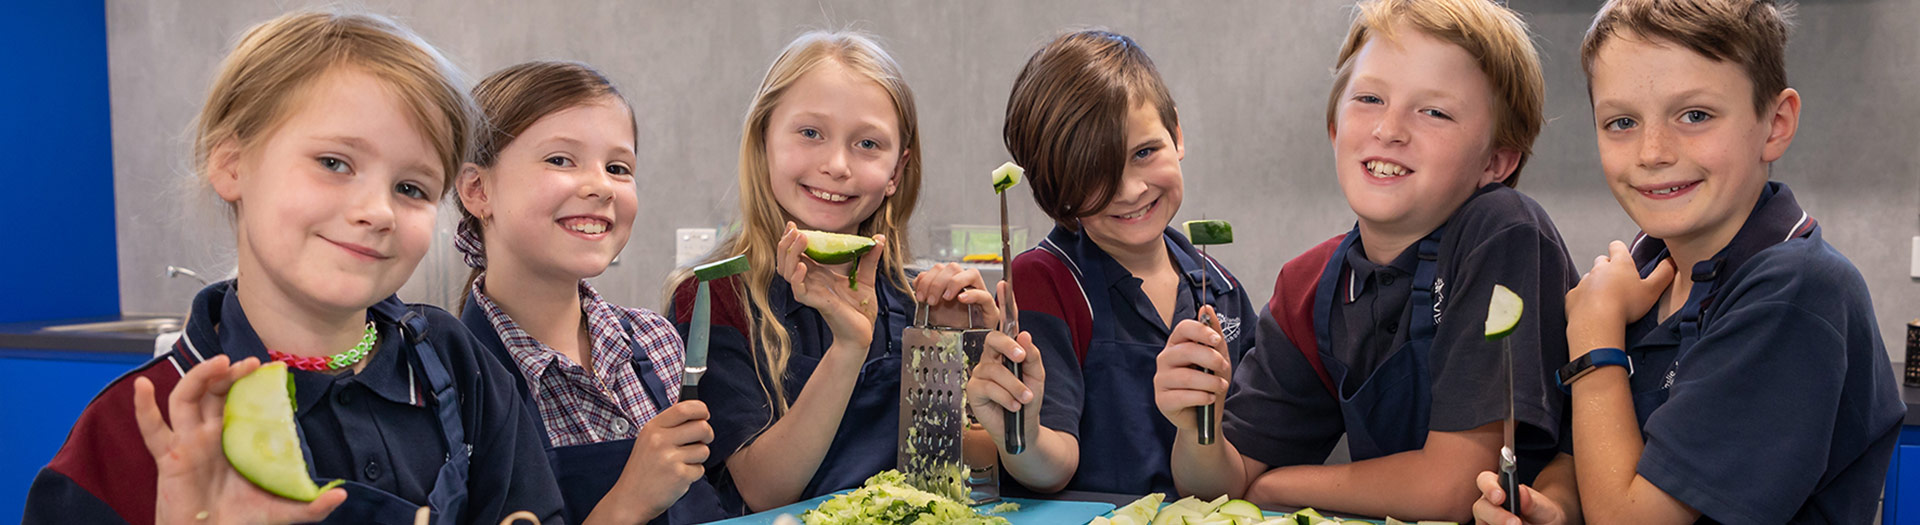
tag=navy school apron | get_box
[1312,226,1445,461]
[1039,236,1218,496]
[460,297,726,524]
[320,311,472,525]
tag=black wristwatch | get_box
[1557,347,1631,393]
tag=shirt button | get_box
[335,389,353,405]
[611,417,631,437]
[1379,274,1395,286]
[1381,320,1398,334]
[363,461,381,481]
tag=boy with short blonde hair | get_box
[1156,0,1577,521]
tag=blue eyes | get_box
[1421,108,1453,120]
[319,156,350,173]
[1604,110,1712,132]
[800,128,821,140]
[1133,147,1156,161]
[1355,95,1382,104]
[394,182,428,200]
[857,139,879,150]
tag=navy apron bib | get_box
[1312,226,1444,461]
[545,317,728,525]
[324,311,472,525]
[1052,240,1212,496]
[460,297,728,524]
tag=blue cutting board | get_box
[707,491,1116,524]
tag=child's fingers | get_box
[1474,470,1505,505]
[167,355,228,435]
[855,234,885,288]
[1155,390,1214,415]
[1156,360,1230,395]
[1167,319,1224,352]
[281,487,348,524]
[133,377,174,458]
[965,374,1023,412]
[945,266,985,300]
[985,331,1026,363]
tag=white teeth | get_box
[566,221,607,234]
[809,188,850,202]
[1365,160,1409,178]
[1650,184,1686,195]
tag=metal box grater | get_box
[898,303,992,504]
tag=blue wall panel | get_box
[0,1,118,322]
[0,351,148,522]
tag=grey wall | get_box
[110,1,1920,359]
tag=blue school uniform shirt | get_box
[669,269,913,514]
[23,281,564,524]
[1010,225,1256,496]
[1225,184,1575,476]
[1608,182,1902,524]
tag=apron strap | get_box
[619,317,672,412]
[1407,227,1445,344]
[401,311,471,525]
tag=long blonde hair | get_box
[668,30,921,417]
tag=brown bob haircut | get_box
[1004,29,1179,231]
[1327,0,1545,187]
[1582,0,1795,116]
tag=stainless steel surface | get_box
[41,317,183,335]
[899,303,988,504]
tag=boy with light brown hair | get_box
[1472,1,1903,523]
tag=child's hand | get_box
[1566,240,1676,347]
[911,262,999,329]
[965,283,1043,449]
[135,355,347,525]
[1153,305,1231,434]
[778,223,884,348]
[614,400,713,521]
[1472,470,1566,525]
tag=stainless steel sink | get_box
[41,317,184,336]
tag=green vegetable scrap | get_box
[799,470,1010,525]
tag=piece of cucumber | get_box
[693,254,750,281]
[800,230,877,265]
[223,362,343,501]
[992,162,1023,194]
[1485,283,1522,340]
[1182,220,1234,246]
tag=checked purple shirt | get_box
[473,277,684,447]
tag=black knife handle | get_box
[680,384,699,403]
[1004,358,1026,454]
[1500,468,1520,515]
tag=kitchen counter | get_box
[0,315,175,355]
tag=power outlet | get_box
[1911,236,1920,279]
[677,228,718,268]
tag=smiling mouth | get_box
[559,217,611,235]
[1110,197,1157,220]
[1642,181,1699,196]
[324,238,389,260]
[806,186,852,203]
[1365,160,1412,178]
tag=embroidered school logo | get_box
[1220,316,1242,344]
[1431,277,1446,325]
[1663,362,1678,389]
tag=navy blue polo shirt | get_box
[23,282,564,524]
[670,269,912,513]
[1012,225,1256,495]
[1606,182,1902,524]
[1225,184,1575,474]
